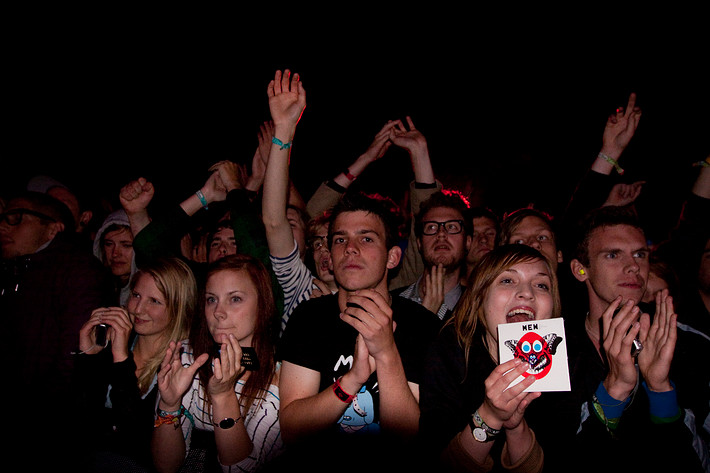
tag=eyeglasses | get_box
[309,235,329,252]
[0,209,57,226]
[422,220,464,235]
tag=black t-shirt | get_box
[278,292,443,434]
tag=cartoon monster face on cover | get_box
[504,332,562,380]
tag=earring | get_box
[579,269,585,275]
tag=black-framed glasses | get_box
[422,220,464,235]
[0,209,57,226]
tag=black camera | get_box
[95,323,109,347]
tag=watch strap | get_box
[215,415,242,429]
[469,409,500,442]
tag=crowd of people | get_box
[1,69,708,473]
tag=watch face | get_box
[473,427,488,442]
[219,418,236,429]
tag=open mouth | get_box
[506,308,534,323]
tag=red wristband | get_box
[333,376,356,403]
[343,169,357,182]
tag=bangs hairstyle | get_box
[449,244,561,368]
[130,257,197,394]
[191,254,278,412]
[328,191,404,250]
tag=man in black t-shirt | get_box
[276,191,442,472]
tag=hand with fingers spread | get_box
[603,181,646,207]
[267,69,306,130]
[601,297,642,400]
[637,289,677,392]
[389,116,429,157]
[157,340,210,411]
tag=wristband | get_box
[469,409,501,442]
[342,169,357,182]
[272,136,292,150]
[333,376,356,403]
[598,152,625,175]
[195,190,209,210]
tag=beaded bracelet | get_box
[598,152,625,175]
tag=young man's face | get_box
[208,227,237,263]
[505,215,562,272]
[583,224,649,305]
[329,210,399,292]
[418,206,471,273]
[467,215,497,267]
[310,223,334,284]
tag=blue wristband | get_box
[642,381,680,421]
[195,190,209,210]
[594,382,631,421]
[272,136,292,150]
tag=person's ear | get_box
[47,221,65,239]
[570,259,588,282]
[386,245,402,270]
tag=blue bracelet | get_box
[272,136,292,150]
[195,190,209,210]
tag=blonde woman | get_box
[75,257,197,472]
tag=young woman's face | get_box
[127,272,171,337]
[204,269,259,346]
[482,259,554,345]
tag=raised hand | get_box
[637,289,677,392]
[157,340,209,411]
[267,69,306,129]
[601,92,642,158]
[207,333,246,398]
[119,177,154,215]
[601,297,642,400]
[389,116,428,157]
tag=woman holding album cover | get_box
[417,244,579,473]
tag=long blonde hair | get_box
[132,257,197,394]
[447,244,561,370]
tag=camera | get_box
[95,323,109,347]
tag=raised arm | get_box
[306,119,398,219]
[261,69,307,259]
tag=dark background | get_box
[4,31,708,244]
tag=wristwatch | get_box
[469,410,500,443]
[215,416,242,429]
